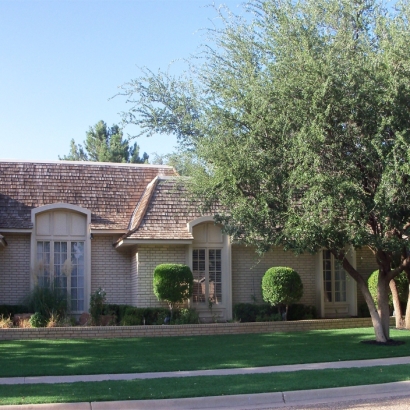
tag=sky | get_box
[0,0,244,162]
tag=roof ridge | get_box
[0,159,174,169]
[113,176,160,246]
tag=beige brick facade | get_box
[232,245,317,306]
[91,235,132,305]
[132,245,188,308]
[0,233,31,305]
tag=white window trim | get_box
[31,203,92,314]
[316,247,357,318]
[187,217,232,320]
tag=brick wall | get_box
[134,245,188,307]
[0,317,391,341]
[0,233,31,305]
[232,245,317,306]
[91,236,132,305]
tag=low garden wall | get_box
[0,317,394,341]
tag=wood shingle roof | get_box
[0,160,176,230]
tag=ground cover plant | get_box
[0,364,410,406]
[0,328,409,378]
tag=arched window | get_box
[31,204,90,313]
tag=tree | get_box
[119,0,410,342]
[262,267,303,321]
[59,120,149,163]
[153,264,193,320]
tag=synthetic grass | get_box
[0,328,409,378]
[1,364,409,406]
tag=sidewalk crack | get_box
[282,392,286,403]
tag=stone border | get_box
[0,317,393,340]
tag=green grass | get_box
[0,328,409,378]
[1,364,410,406]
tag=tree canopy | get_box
[119,0,410,342]
[59,120,149,163]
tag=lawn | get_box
[0,327,409,378]
[1,365,410,406]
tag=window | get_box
[192,248,222,304]
[323,250,347,303]
[33,208,88,313]
[36,240,85,311]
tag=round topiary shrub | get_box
[153,264,193,320]
[262,266,303,321]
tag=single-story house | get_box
[0,160,377,320]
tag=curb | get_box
[2,381,410,410]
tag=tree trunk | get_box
[389,279,403,328]
[337,249,389,342]
[378,273,391,340]
[405,288,410,330]
[404,269,410,330]
[357,279,388,342]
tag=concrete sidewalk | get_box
[1,356,410,385]
[1,381,410,409]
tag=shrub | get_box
[173,308,200,324]
[262,267,303,320]
[24,286,68,320]
[120,307,170,326]
[368,270,408,310]
[153,264,193,319]
[287,304,317,320]
[233,303,279,322]
[0,315,13,329]
[29,312,46,328]
[89,288,106,325]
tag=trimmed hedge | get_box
[0,305,29,317]
[233,303,317,322]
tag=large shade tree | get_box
[119,0,410,342]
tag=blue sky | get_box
[1,0,243,161]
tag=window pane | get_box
[192,249,206,303]
[70,242,85,312]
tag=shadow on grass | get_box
[0,328,409,378]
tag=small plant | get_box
[0,315,13,329]
[29,312,46,328]
[24,285,69,321]
[153,264,193,320]
[46,312,60,328]
[19,319,32,328]
[262,267,303,321]
[173,308,200,324]
[89,288,106,325]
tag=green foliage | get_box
[262,267,303,308]
[119,0,410,339]
[173,308,200,325]
[119,307,170,326]
[24,285,68,320]
[89,288,106,325]
[153,264,193,316]
[368,270,408,309]
[29,312,46,328]
[287,304,317,321]
[233,302,315,322]
[59,120,148,163]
